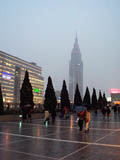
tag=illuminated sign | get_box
[34,88,40,93]
[2,72,11,80]
[110,88,120,94]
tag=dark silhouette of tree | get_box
[91,88,98,109]
[103,92,107,107]
[0,84,4,114]
[44,76,57,113]
[98,90,103,109]
[83,86,91,109]
[74,84,82,106]
[20,70,34,109]
[60,80,70,111]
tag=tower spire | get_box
[75,32,78,42]
[69,35,83,101]
[74,33,79,49]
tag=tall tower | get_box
[69,36,83,102]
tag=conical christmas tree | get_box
[0,84,4,114]
[20,70,34,109]
[83,86,91,109]
[98,90,103,109]
[74,84,82,106]
[91,88,98,109]
[103,92,107,107]
[44,76,57,112]
[60,80,70,111]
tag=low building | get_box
[110,88,120,104]
[0,51,44,105]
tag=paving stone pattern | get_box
[0,111,120,160]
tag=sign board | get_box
[2,72,11,80]
[110,88,120,94]
[34,88,40,93]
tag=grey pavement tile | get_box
[0,111,120,160]
[61,145,120,160]
[0,139,86,159]
[99,131,120,145]
[45,128,113,143]
[0,149,52,160]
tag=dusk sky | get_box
[0,0,120,97]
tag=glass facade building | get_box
[0,51,44,104]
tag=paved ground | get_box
[0,111,120,160]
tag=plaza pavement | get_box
[0,111,120,160]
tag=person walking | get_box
[85,109,91,133]
[51,110,56,124]
[101,107,106,120]
[22,104,30,123]
[63,106,67,119]
[22,106,27,123]
[44,110,50,125]
[28,108,32,122]
[114,104,117,113]
[78,111,86,132]
[25,104,32,123]
[106,106,111,120]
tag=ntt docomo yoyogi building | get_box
[0,51,44,105]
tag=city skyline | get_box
[0,0,120,97]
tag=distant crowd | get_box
[20,103,120,134]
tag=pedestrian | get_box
[25,104,32,123]
[114,105,117,113]
[106,106,111,120]
[28,108,32,122]
[76,113,80,128]
[22,104,30,123]
[85,110,91,132]
[101,107,106,120]
[118,105,120,113]
[44,110,50,125]
[63,106,67,119]
[94,109,97,115]
[22,106,27,123]
[51,110,56,124]
[78,111,86,132]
